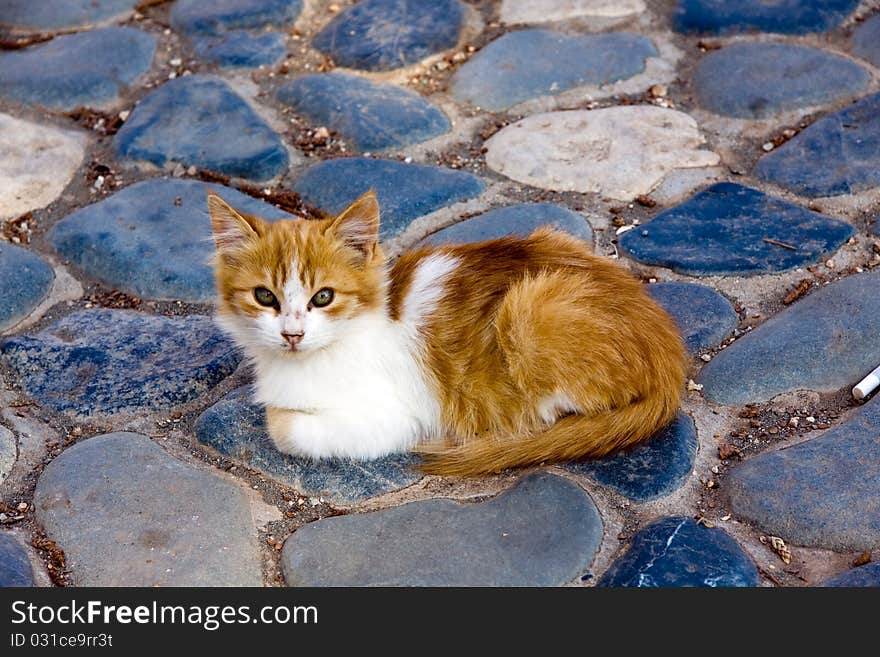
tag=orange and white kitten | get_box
[208,190,686,476]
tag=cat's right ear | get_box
[328,190,380,258]
[207,194,261,253]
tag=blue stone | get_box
[293,158,485,240]
[699,271,880,404]
[114,75,289,181]
[0,0,137,32]
[756,92,880,197]
[0,534,34,587]
[0,27,156,110]
[194,387,421,505]
[647,282,737,353]
[171,0,303,36]
[853,14,880,67]
[0,309,241,418]
[313,0,465,72]
[825,563,880,587]
[673,0,860,35]
[193,31,287,68]
[725,397,880,551]
[276,72,450,152]
[49,178,292,303]
[0,242,54,332]
[563,414,697,503]
[598,517,759,587]
[694,42,868,119]
[421,203,593,246]
[281,472,603,586]
[870,216,879,236]
[450,30,657,111]
[619,183,854,276]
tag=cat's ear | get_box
[207,193,262,252]
[328,190,380,258]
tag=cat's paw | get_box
[265,406,310,457]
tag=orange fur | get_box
[401,230,686,475]
[208,192,687,477]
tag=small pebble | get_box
[762,142,774,152]
[700,353,712,362]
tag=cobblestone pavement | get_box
[1,0,879,588]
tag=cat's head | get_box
[207,190,386,355]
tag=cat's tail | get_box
[417,391,678,477]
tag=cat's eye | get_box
[311,288,334,308]
[254,287,278,308]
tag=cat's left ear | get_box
[328,190,380,258]
[207,193,263,253]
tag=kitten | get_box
[208,190,686,476]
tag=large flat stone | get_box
[755,92,880,197]
[698,271,880,404]
[293,158,484,239]
[193,31,287,68]
[194,386,421,505]
[171,0,302,35]
[114,74,289,181]
[313,0,465,71]
[0,242,54,332]
[564,413,697,502]
[853,14,880,67]
[281,472,602,586]
[694,43,868,119]
[49,178,291,303]
[647,282,737,353]
[421,203,593,246]
[619,183,854,276]
[673,0,860,35]
[824,562,880,587]
[34,432,262,586]
[0,113,85,221]
[450,30,657,111]
[724,398,880,551]
[484,107,719,201]
[598,517,759,587]
[0,309,240,418]
[0,27,156,110]
[500,0,646,24]
[277,73,450,152]
[0,534,35,587]
[0,0,138,33]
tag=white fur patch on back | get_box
[401,253,459,327]
[537,391,580,424]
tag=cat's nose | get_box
[282,331,304,347]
